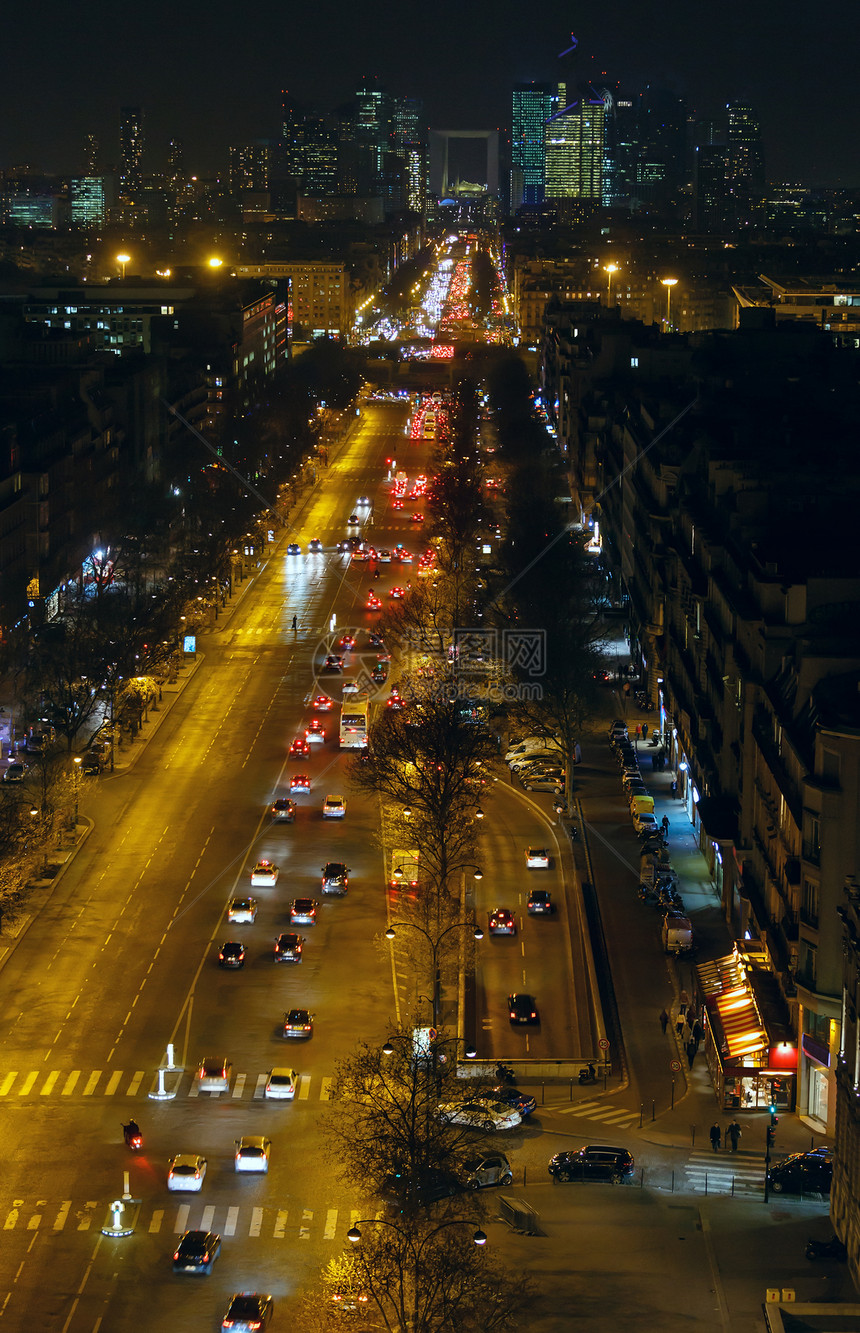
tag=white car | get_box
[167,1154,208,1192]
[526,848,550,869]
[437,1099,522,1132]
[234,1136,271,1173]
[505,736,560,763]
[196,1057,231,1092]
[378,549,392,563]
[509,752,559,774]
[323,794,346,819]
[634,812,660,837]
[250,860,279,886]
[264,1067,299,1100]
[227,897,258,924]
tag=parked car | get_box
[437,1099,522,1131]
[548,1144,634,1183]
[767,1148,833,1195]
[464,1153,513,1188]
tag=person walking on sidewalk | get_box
[679,988,689,1016]
[642,722,649,741]
[727,1121,741,1152]
[659,1008,669,1034]
[686,1039,697,1068]
[661,815,670,839]
[635,723,641,740]
[709,1123,722,1152]
[291,614,298,631]
[675,1015,686,1038]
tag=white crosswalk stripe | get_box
[552,1099,640,1128]
[684,1151,764,1195]
[0,1067,339,1102]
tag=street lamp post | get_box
[604,262,619,307]
[386,913,483,1029]
[661,277,678,331]
[116,253,130,281]
[73,756,82,831]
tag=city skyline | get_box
[2,0,858,187]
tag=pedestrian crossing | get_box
[548,1097,642,1130]
[682,1149,764,1196]
[0,1197,366,1243]
[0,1069,335,1102]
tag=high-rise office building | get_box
[300,117,339,195]
[84,134,99,175]
[544,84,604,201]
[392,97,423,157]
[695,144,730,231]
[726,101,765,228]
[119,106,144,194]
[601,94,638,207]
[70,177,106,228]
[634,86,685,210]
[228,142,272,193]
[355,83,392,178]
[404,142,428,216]
[511,82,551,209]
[167,138,185,187]
[282,91,307,180]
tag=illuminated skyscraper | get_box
[84,134,99,175]
[228,142,272,193]
[70,177,105,228]
[392,97,423,156]
[544,84,605,201]
[511,82,551,209]
[119,106,144,193]
[727,101,765,228]
[405,142,428,216]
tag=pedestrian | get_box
[659,1008,669,1034]
[692,1019,704,1045]
[642,722,649,741]
[709,1123,721,1152]
[635,722,641,740]
[291,614,298,631]
[670,778,678,797]
[686,1012,696,1039]
[727,1120,741,1152]
[574,741,582,765]
[676,1016,685,1038]
[661,815,670,839]
[679,988,689,1015]
[686,1039,696,1068]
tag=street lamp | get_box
[348,1218,487,1247]
[207,256,223,270]
[73,756,82,830]
[385,919,484,1027]
[661,277,678,331]
[604,262,619,306]
[116,253,130,280]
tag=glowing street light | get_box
[661,277,678,331]
[604,262,619,306]
[116,253,131,280]
[207,256,224,270]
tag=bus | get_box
[339,697,369,749]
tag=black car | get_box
[82,752,103,775]
[380,1169,459,1210]
[508,993,539,1025]
[283,1008,314,1039]
[527,889,553,916]
[218,941,245,969]
[321,861,349,895]
[323,654,344,672]
[221,1292,274,1331]
[274,933,303,963]
[767,1147,832,1195]
[548,1144,634,1183]
[270,797,296,822]
[173,1229,221,1274]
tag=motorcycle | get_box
[495,1064,516,1085]
[578,1064,597,1085]
[122,1120,142,1151]
[806,1236,847,1262]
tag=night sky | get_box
[3,0,858,186]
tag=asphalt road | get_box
[0,400,596,1331]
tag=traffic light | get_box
[766,1124,776,1148]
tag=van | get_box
[630,794,655,818]
[662,913,693,954]
[390,849,420,890]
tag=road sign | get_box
[598,1038,610,1050]
[670,1059,681,1072]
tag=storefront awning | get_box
[697,952,768,1061]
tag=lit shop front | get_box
[696,942,797,1112]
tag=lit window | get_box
[630,357,639,368]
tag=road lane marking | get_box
[53,1202,70,1231]
[0,1074,16,1096]
[249,1208,263,1237]
[4,1206,19,1230]
[77,1204,96,1230]
[224,1207,239,1236]
[253,1075,267,1100]
[83,1072,101,1096]
[40,1072,59,1096]
[298,1075,311,1100]
[62,1072,80,1096]
[126,1072,144,1096]
[187,1079,200,1098]
[320,1077,333,1100]
[323,1209,338,1240]
[149,1211,163,1234]
[174,1204,190,1233]
[104,1072,122,1097]
[200,1206,215,1231]
[18,1074,37,1096]
[231,1074,246,1099]
[300,1209,312,1240]
[274,1209,288,1239]
[26,1211,41,1230]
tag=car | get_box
[234,1136,271,1173]
[509,751,559,773]
[438,1099,522,1131]
[357,495,370,506]
[82,752,103,776]
[196,1057,232,1092]
[410,512,425,523]
[379,1169,459,1209]
[270,797,297,822]
[167,1154,208,1192]
[308,538,323,553]
[2,762,25,783]
[290,774,311,794]
[389,586,406,599]
[264,1067,298,1100]
[286,543,301,555]
[218,941,245,969]
[523,773,565,793]
[289,736,310,758]
[348,513,360,526]
[508,993,539,1025]
[387,692,405,711]
[251,860,279,887]
[24,730,49,754]
[527,889,553,915]
[313,693,334,711]
[283,1008,314,1039]
[372,663,387,684]
[608,721,628,736]
[227,897,257,924]
[506,736,558,762]
[274,932,303,963]
[305,719,326,743]
[321,861,349,895]
[396,547,413,563]
[525,848,550,869]
[491,1086,537,1116]
[352,546,371,560]
[323,654,344,672]
[323,794,346,819]
[634,813,661,837]
[221,1292,274,1332]
[464,1153,514,1189]
[488,908,516,936]
[366,593,382,610]
[173,1229,221,1274]
[548,1144,635,1184]
[392,499,404,511]
[368,633,385,648]
[339,633,356,650]
[767,1147,833,1195]
[378,549,392,563]
[290,897,317,925]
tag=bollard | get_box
[122,1171,132,1202]
[639,1103,644,1129]
[690,1125,697,1148]
[569,1079,573,1102]
[671,1077,676,1111]
[651,1099,656,1121]
[149,1066,177,1101]
[166,1043,177,1071]
[523,1165,527,1187]
[541,1083,545,1106]
[671,1170,674,1193]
